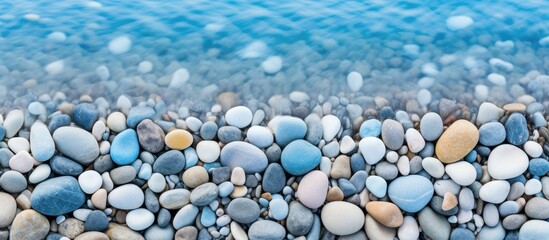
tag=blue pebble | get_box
[184,148,199,170]
[498,201,520,217]
[138,163,152,180]
[338,178,357,197]
[350,171,368,192]
[505,230,519,240]
[532,112,547,128]
[472,162,482,180]
[507,175,527,185]
[0,126,5,140]
[380,106,394,120]
[153,150,186,175]
[275,117,307,146]
[350,153,365,174]
[218,182,234,197]
[217,126,242,143]
[262,163,286,194]
[475,146,491,156]
[359,119,382,138]
[50,155,84,176]
[450,228,475,240]
[111,129,140,165]
[200,206,216,227]
[200,121,218,140]
[366,176,387,198]
[72,103,99,131]
[465,150,477,163]
[127,106,155,128]
[479,122,506,146]
[281,140,321,176]
[30,176,86,216]
[203,162,221,172]
[505,113,529,145]
[419,142,435,158]
[269,198,289,220]
[259,198,270,208]
[388,175,434,213]
[529,158,549,176]
[84,210,109,232]
[48,114,71,133]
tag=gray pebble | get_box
[145,188,160,213]
[157,208,171,228]
[200,121,218,140]
[211,167,231,184]
[190,183,218,206]
[110,166,137,185]
[374,161,398,181]
[0,171,27,193]
[217,126,242,143]
[287,201,314,236]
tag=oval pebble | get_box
[108,184,145,210]
[487,144,528,179]
[126,208,155,231]
[321,201,364,235]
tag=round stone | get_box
[321,201,365,235]
[0,170,27,193]
[247,126,274,148]
[182,166,209,188]
[108,184,145,210]
[269,198,289,220]
[519,220,549,239]
[359,137,386,165]
[190,183,218,206]
[248,220,286,240]
[153,150,186,175]
[30,122,55,162]
[479,180,510,204]
[281,139,321,176]
[435,120,479,163]
[525,197,549,219]
[126,208,155,231]
[107,112,127,133]
[418,207,451,240]
[262,163,286,193]
[479,122,506,146]
[322,115,341,141]
[165,129,193,150]
[524,141,543,158]
[406,128,425,153]
[4,109,24,138]
[297,170,329,209]
[9,151,34,173]
[487,144,528,179]
[227,198,260,224]
[445,161,476,186]
[359,119,381,138]
[388,175,434,213]
[220,141,268,174]
[53,127,99,165]
[148,173,166,193]
[29,164,51,184]
[196,141,220,163]
[78,170,102,194]
[366,176,387,198]
[422,157,445,178]
[505,113,529,145]
[270,116,307,146]
[225,106,253,128]
[173,205,199,229]
[347,71,363,92]
[528,158,549,176]
[10,210,49,240]
[159,189,191,210]
[31,176,86,215]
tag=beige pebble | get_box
[435,120,479,163]
[91,189,107,210]
[442,192,458,211]
[106,223,144,240]
[231,167,246,185]
[182,166,209,188]
[230,186,248,198]
[165,129,193,150]
[58,218,84,239]
[326,187,344,202]
[75,231,110,240]
[366,201,403,228]
[330,155,351,179]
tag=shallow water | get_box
[1,0,549,105]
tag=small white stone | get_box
[8,137,30,153]
[45,60,64,75]
[445,161,476,186]
[73,209,92,221]
[47,31,67,42]
[405,128,425,153]
[247,126,273,148]
[107,112,127,133]
[421,63,439,76]
[148,173,166,193]
[92,121,106,141]
[138,61,153,73]
[108,36,132,54]
[386,151,399,163]
[347,71,363,92]
[524,141,543,158]
[525,179,542,195]
[9,151,35,173]
[289,91,310,103]
[126,208,155,231]
[339,135,355,154]
[446,15,474,30]
[322,115,341,142]
[359,137,386,165]
[487,144,529,180]
[479,180,510,204]
[488,73,506,86]
[397,156,410,176]
[24,13,40,21]
[319,157,331,175]
[170,68,190,88]
[416,89,431,107]
[185,117,203,132]
[196,140,220,163]
[116,95,132,114]
[474,84,489,101]
[398,216,419,240]
[261,56,283,74]
[422,157,445,178]
[476,102,504,125]
[79,170,103,194]
[29,164,51,184]
[96,65,110,81]
[225,106,253,128]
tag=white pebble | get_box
[247,126,273,148]
[289,91,310,103]
[418,77,435,88]
[347,71,363,92]
[47,31,67,42]
[45,60,64,75]
[525,179,542,195]
[421,63,439,76]
[126,208,155,231]
[416,89,431,107]
[170,68,190,88]
[261,56,283,74]
[489,58,513,72]
[108,36,132,54]
[96,65,110,81]
[339,135,355,154]
[196,141,220,163]
[238,41,268,59]
[185,117,203,132]
[479,180,510,204]
[107,112,127,133]
[487,73,506,86]
[138,61,153,73]
[8,137,30,153]
[225,106,253,128]
[386,151,399,163]
[445,161,476,186]
[359,137,386,165]
[524,141,543,158]
[321,115,341,142]
[422,157,445,178]
[446,15,474,30]
[148,173,166,193]
[405,128,425,153]
[29,164,51,184]
[540,36,549,47]
[79,170,102,194]
[73,209,92,221]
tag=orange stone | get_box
[366,201,403,228]
[442,192,458,211]
[435,119,479,163]
[165,129,193,150]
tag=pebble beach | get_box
[3,1,549,240]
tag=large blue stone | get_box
[359,119,382,138]
[388,175,434,213]
[30,176,85,216]
[528,158,549,176]
[50,155,84,176]
[274,116,307,146]
[153,150,186,175]
[479,122,506,146]
[505,113,529,145]
[111,129,140,165]
[281,139,321,176]
[126,106,155,128]
[72,103,99,131]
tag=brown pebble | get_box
[326,187,344,202]
[435,119,479,163]
[261,192,272,201]
[106,223,144,240]
[230,186,248,198]
[442,192,458,211]
[175,226,198,240]
[115,210,127,224]
[330,155,351,179]
[365,201,403,228]
[58,218,85,239]
[165,129,193,150]
[16,190,32,210]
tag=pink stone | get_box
[297,170,328,209]
[9,151,35,173]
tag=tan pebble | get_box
[10,210,49,240]
[442,192,458,211]
[326,187,344,202]
[182,166,209,188]
[58,218,84,239]
[175,226,198,240]
[165,129,193,150]
[330,155,351,179]
[366,201,403,228]
[106,223,144,240]
[16,190,32,210]
[261,192,272,201]
[217,92,239,112]
[115,210,127,224]
[503,103,526,113]
[230,186,248,198]
[231,167,246,185]
[435,120,479,163]
[75,231,110,240]
[91,189,107,210]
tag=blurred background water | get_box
[1,0,549,105]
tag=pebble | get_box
[262,56,283,74]
[182,166,209,188]
[30,122,55,162]
[10,210,50,240]
[0,192,16,228]
[487,144,528,179]
[420,112,443,141]
[321,201,365,236]
[108,36,132,54]
[91,189,107,209]
[478,122,506,146]
[170,68,190,87]
[519,220,549,239]
[246,126,274,148]
[505,113,529,145]
[445,161,476,186]
[225,106,253,128]
[446,15,473,30]
[435,120,479,163]
[347,71,363,92]
[136,119,165,153]
[365,214,396,240]
[126,208,155,231]
[270,116,307,146]
[359,137,386,165]
[381,119,404,150]
[263,163,286,193]
[322,115,341,141]
[422,157,445,178]
[476,102,503,125]
[50,155,83,176]
[479,180,510,204]
[524,141,542,157]
[106,223,145,240]
[359,119,382,138]
[248,220,286,240]
[73,103,99,131]
[287,201,314,236]
[366,175,387,198]
[281,139,321,175]
[220,141,268,174]
[190,183,218,206]
[366,201,403,227]
[196,141,220,163]
[79,170,102,194]
[217,126,242,143]
[4,109,24,138]
[388,175,434,213]
[31,176,86,215]
[528,158,549,176]
[524,197,549,219]
[270,198,289,220]
[175,226,198,240]
[227,198,260,224]
[8,137,29,153]
[398,216,420,240]
[159,189,191,209]
[108,184,145,210]
[0,170,27,193]
[75,232,110,240]
[418,207,451,240]
[107,112,127,133]
[164,129,193,150]
[9,151,34,173]
[84,210,109,232]
[173,204,199,229]
[154,150,186,175]
[406,128,425,153]
[297,170,328,209]
[53,126,99,165]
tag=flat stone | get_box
[159,189,191,210]
[487,144,528,179]
[182,166,209,188]
[287,201,314,236]
[420,113,443,141]
[381,119,404,151]
[110,166,137,185]
[30,121,55,162]
[175,226,198,240]
[50,155,84,176]
[190,183,218,206]
[75,232,110,240]
[111,129,140,165]
[262,163,286,193]
[126,208,155,231]
[445,161,476,186]
[200,121,218,140]
[365,214,396,240]
[330,155,351,179]
[479,180,510,204]
[247,126,274,148]
[270,116,307,146]
[173,205,199,229]
[359,137,386,165]
[165,129,193,150]
[53,126,99,165]
[359,119,382,138]
[196,140,220,163]
[366,201,403,228]
[217,126,242,143]
[10,210,49,240]
[0,170,27,193]
[154,150,186,175]
[525,197,549,219]
[322,115,341,141]
[225,106,253,128]
[4,109,24,138]
[227,198,260,224]
[269,198,289,220]
[366,175,387,198]
[479,122,506,146]
[59,218,85,239]
[108,184,145,210]
[73,103,99,131]
[297,170,329,209]
[418,207,451,240]
[220,141,268,174]
[422,157,445,178]
[476,102,503,125]
[398,216,419,240]
[78,170,102,194]
[31,176,86,215]
[406,128,425,153]
[106,223,145,240]
[435,120,479,163]
[519,220,549,239]
[136,119,165,153]
[321,201,364,236]
[281,139,321,176]
[91,189,107,209]
[248,220,286,240]
[126,106,155,128]
[388,175,434,213]
[9,151,34,173]
[0,192,16,228]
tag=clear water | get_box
[1,0,549,105]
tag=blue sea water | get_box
[1,0,549,104]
